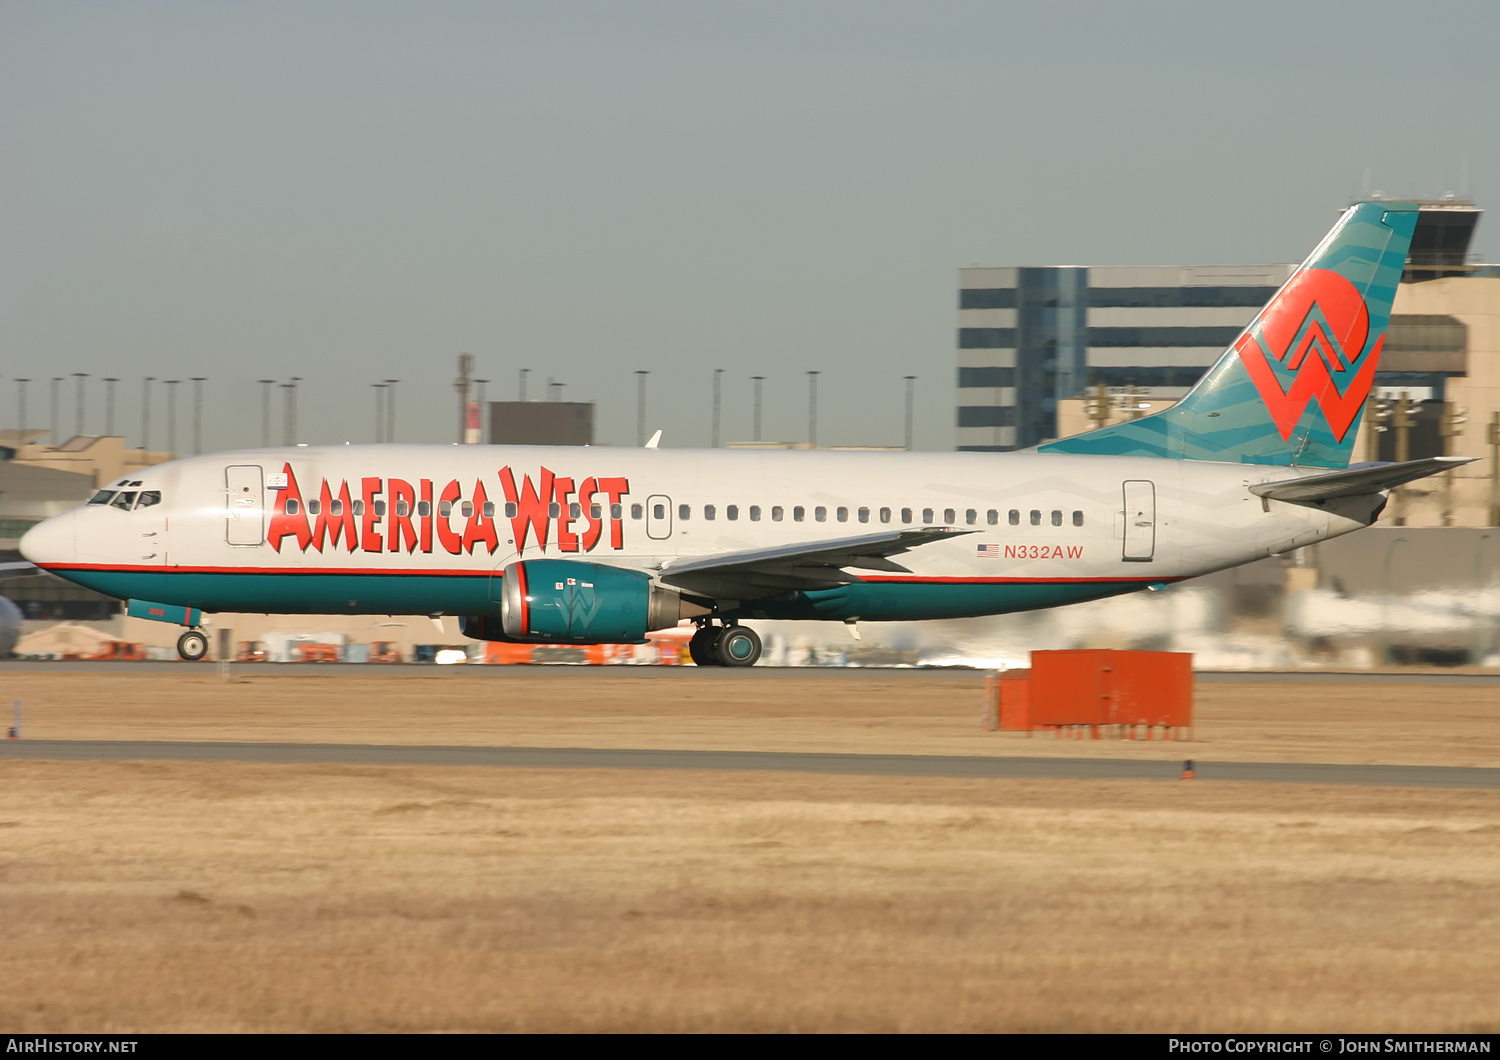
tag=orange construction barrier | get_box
[988,651,1192,740]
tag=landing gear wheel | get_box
[177,629,209,662]
[688,626,723,667]
[717,625,762,668]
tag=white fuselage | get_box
[21,444,1380,625]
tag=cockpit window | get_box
[109,492,137,511]
[88,490,117,505]
[136,491,162,509]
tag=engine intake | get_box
[498,559,707,644]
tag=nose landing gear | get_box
[176,628,209,662]
[687,621,762,668]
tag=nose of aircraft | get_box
[19,509,78,567]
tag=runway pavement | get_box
[4,739,1498,788]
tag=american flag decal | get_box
[976,544,1002,558]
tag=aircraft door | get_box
[225,465,266,546]
[1121,480,1155,562]
[645,494,672,540]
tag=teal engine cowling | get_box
[495,560,708,644]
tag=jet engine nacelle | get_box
[497,559,707,644]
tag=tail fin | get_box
[1039,201,1419,468]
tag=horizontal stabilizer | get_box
[0,560,39,580]
[1249,456,1475,503]
[659,527,974,598]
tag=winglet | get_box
[645,430,662,449]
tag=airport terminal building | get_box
[956,200,1490,456]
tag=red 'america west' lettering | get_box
[267,465,630,556]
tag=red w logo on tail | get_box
[1235,268,1383,443]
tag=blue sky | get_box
[4,1,1496,452]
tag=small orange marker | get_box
[1182,759,1195,781]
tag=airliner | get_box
[18,201,1469,665]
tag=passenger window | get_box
[395,500,410,517]
[750,506,761,522]
[417,501,430,517]
[461,502,474,518]
[815,506,827,522]
[631,503,644,519]
[332,499,345,516]
[653,504,665,519]
[109,492,137,510]
[880,507,891,523]
[1051,510,1062,526]
[986,509,998,525]
[922,508,934,523]
[285,499,300,516]
[726,505,738,521]
[88,491,116,505]
[352,500,365,516]
[1029,510,1041,526]
[1008,509,1019,525]
[546,502,559,518]
[569,502,581,519]
[1073,510,1084,527]
[611,504,624,519]
[858,507,870,523]
[772,506,784,522]
[705,505,716,520]
[678,504,690,520]
[944,508,955,524]
[136,491,162,510]
[438,501,451,518]
[901,508,913,523]
[374,500,387,517]
[483,502,495,518]
[590,503,602,520]
[965,509,977,525]
[793,506,805,522]
[837,507,849,522]
[307,499,321,516]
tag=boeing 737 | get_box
[18,201,1471,664]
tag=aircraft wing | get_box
[657,527,976,598]
[0,561,39,579]
[1250,456,1475,503]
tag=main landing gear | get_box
[176,628,209,662]
[688,622,762,668]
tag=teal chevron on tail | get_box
[1039,201,1419,468]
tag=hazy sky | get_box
[4,1,1496,453]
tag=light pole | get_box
[751,375,765,442]
[103,378,119,438]
[14,379,29,434]
[474,379,488,444]
[189,378,205,454]
[164,380,181,456]
[142,377,155,452]
[903,375,917,450]
[806,371,820,448]
[372,384,387,442]
[711,368,723,448]
[73,373,89,436]
[383,379,398,443]
[519,368,529,402]
[635,371,649,446]
[257,380,275,448]
[50,377,63,443]
[285,377,301,446]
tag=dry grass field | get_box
[2,669,1498,1031]
[4,668,1500,766]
